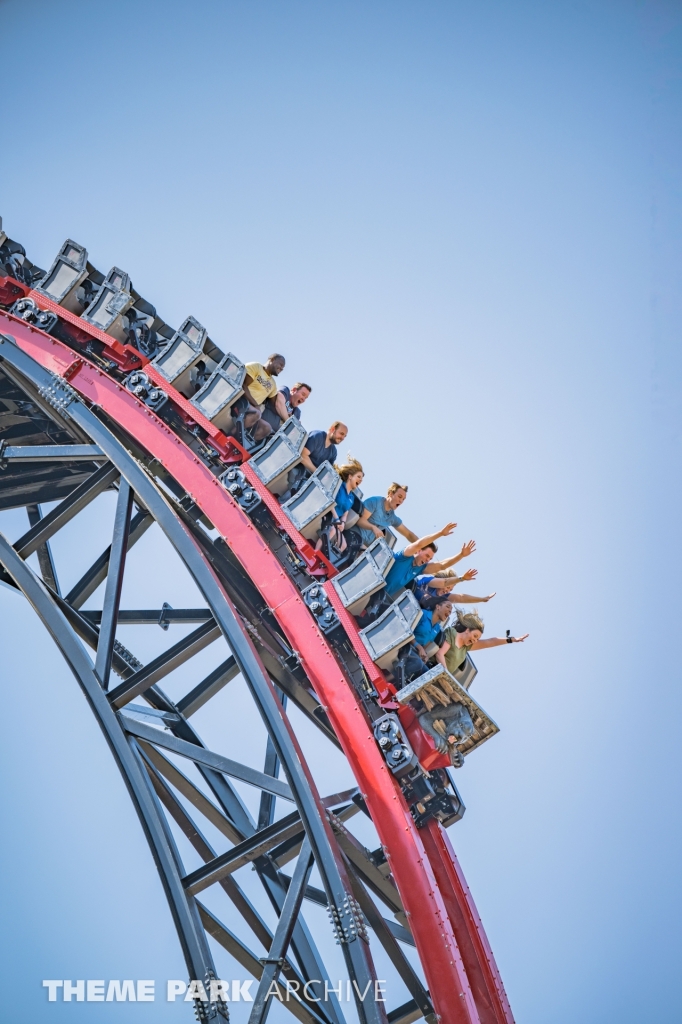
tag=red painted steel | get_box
[420,822,515,1024]
[0,309,513,1024]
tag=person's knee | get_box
[254,419,273,440]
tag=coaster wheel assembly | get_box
[0,222,515,1024]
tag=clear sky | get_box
[1,0,681,1021]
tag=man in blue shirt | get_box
[355,483,418,548]
[261,382,311,432]
[384,521,474,597]
[300,421,348,472]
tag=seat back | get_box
[331,536,394,615]
[34,239,90,313]
[189,353,246,431]
[250,416,309,495]
[81,266,134,341]
[150,315,226,397]
[281,461,340,539]
[358,589,421,670]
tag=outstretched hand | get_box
[439,521,458,538]
[458,567,478,582]
[511,633,529,643]
[459,540,476,558]
[481,592,496,602]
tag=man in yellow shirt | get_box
[242,353,286,440]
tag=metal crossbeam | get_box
[83,608,214,626]
[139,740,246,845]
[13,463,119,558]
[249,838,315,1024]
[140,753,329,1022]
[259,688,287,830]
[387,1001,422,1024]
[183,813,305,895]
[329,815,404,916]
[197,902,328,1024]
[66,509,153,609]
[108,620,221,707]
[176,656,240,717]
[26,503,60,594]
[122,717,295,803]
[1,444,104,462]
[95,479,133,690]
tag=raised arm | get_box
[403,521,458,558]
[446,591,496,604]
[469,633,529,651]
[396,523,419,543]
[428,539,476,574]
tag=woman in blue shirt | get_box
[395,596,452,686]
[315,456,364,559]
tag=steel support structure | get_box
[0,302,514,1024]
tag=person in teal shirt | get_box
[384,521,476,597]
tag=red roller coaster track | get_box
[0,265,514,1024]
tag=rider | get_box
[436,609,529,677]
[355,483,418,548]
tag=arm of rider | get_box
[457,567,478,583]
[469,633,529,651]
[274,391,290,422]
[356,507,384,539]
[416,644,427,660]
[396,523,419,543]
[435,642,450,669]
[428,538,476,574]
[427,578,455,591]
[300,449,317,474]
[446,592,496,604]
[403,521,458,558]
[242,377,262,410]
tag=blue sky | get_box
[1,0,681,1021]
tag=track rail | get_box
[0,293,514,1024]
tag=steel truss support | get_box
[0,322,515,1024]
[0,337,388,1024]
[0,534,228,1024]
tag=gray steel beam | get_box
[175,656,239,717]
[139,740,243,845]
[65,509,153,609]
[328,815,404,917]
[387,1002,421,1024]
[0,532,219,994]
[249,838,315,1024]
[183,813,305,895]
[13,462,119,558]
[197,902,328,1024]
[259,689,287,830]
[141,752,330,1024]
[108,620,221,707]
[0,338,382,1024]
[26,503,60,595]
[83,608,213,626]
[122,717,295,803]
[346,868,433,1023]
[2,444,104,462]
[95,479,133,690]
